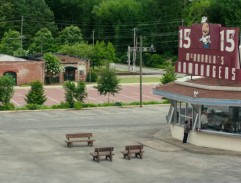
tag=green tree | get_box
[25,81,47,105]
[28,28,56,54]
[183,0,211,26]
[11,0,56,47]
[0,0,13,36]
[208,0,241,27]
[0,30,21,55]
[0,74,15,105]
[59,43,94,59]
[95,68,121,103]
[43,53,62,84]
[161,64,177,84]
[63,80,87,107]
[92,41,116,68]
[58,25,83,46]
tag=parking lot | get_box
[12,83,162,107]
[0,105,241,183]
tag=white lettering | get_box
[212,66,216,78]
[225,67,229,79]
[213,56,216,64]
[186,53,190,61]
[201,55,204,62]
[195,64,199,75]
[206,65,210,77]
[232,68,236,80]
[194,54,196,62]
[178,62,182,72]
[188,63,193,74]
[221,56,224,65]
[219,66,222,79]
[201,65,204,76]
[197,54,200,62]
[183,62,187,73]
[205,55,208,63]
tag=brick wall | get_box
[0,61,44,85]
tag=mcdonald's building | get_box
[154,17,241,152]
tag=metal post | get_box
[140,36,143,108]
[133,27,137,72]
[128,46,131,72]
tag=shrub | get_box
[86,69,98,82]
[25,81,47,105]
[74,102,83,110]
[0,103,15,110]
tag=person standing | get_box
[183,120,190,143]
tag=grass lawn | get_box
[119,76,161,83]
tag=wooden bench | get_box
[121,145,144,160]
[90,147,114,163]
[65,133,95,147]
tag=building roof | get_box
[0,54,27,61]
[153,77,241,106]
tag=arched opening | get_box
[3,71,17,85]
[64,66,77,81]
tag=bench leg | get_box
[97,155,100,163]
[128,153,131,160]
[140,152,143,159]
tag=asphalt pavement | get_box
[0,105,241,183]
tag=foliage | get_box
[28,28,56,54]
[0,74,15,105]
[1,0,56,47]
[74,101,83,110]
[92,41,116,68]
[0,103,14,110]
[25,81,47,105]
[183,0,211,26]
[58,25,83,46]
[95,68,121,103]
[208,0,241,27]
[86,69,98,82]
[63,80,88,107]
[161,64,177,84]
[43,53,62,83]
[59,43,94,59]
[0,30,21,55]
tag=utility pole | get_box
[128,38,156,108]
[127,46,131,72]
[20,16,24,49]
[140,36,143,108]
[132,27,138,72]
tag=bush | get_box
[51,102,70,109]
[0,103,15,110]
[26,104,42,110]
[25,81,47,105]
[86,69,98,82]
[74,102,83,110]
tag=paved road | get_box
[0,105,241,183]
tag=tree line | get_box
[0,0,240,68]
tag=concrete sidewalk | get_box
[1,106,241,183]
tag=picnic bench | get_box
[90,147,114,163]
[121,145,144,160]
[65,133,95,147]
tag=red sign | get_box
[176,18,241,81]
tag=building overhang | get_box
[153,77,241,106]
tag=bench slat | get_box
[90,147,114,163]
[65,133,95,147]
[122,145,144,160]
